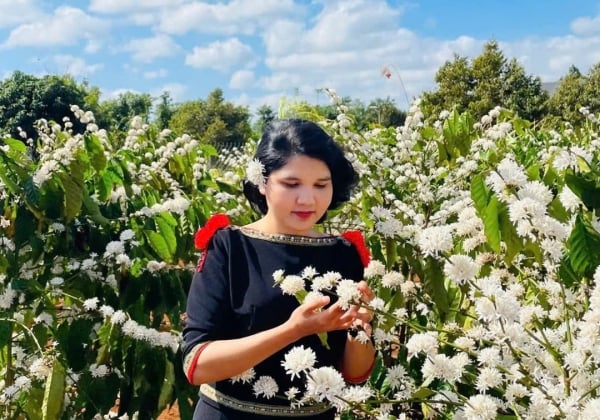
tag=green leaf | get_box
[0,320,12,350]
[57,159,86,222]
[423,257,449,320]
[42,359,66,420]
[159,359,175,411]
[82,190,109,225]
[155,216,177,258]
[568,214,600,276]
[565,172,600,211]
[145,229,173,262]
[411,387,435,399]
[470,174,489,216]
[84,133,108,171]
[498,205,522,265]
[14,206,36,246]
[482,195,501,253]
[3,137,28,153]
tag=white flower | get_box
[301,266,317,278]
[475,367,503,392]
[89,363,110,378]
[343,385,373,402]
[381,271,404,289]
[385,365,407,390]
[104,241,125,258]
[406,332,438,359]
[272,269,285,283]
[418,225,453,257]
[364,260,386,279]
[558,186,582,212]
[119,229,135,241]
[581,398,600,420]
[281,346,316,379]
[444,255,480,285]
[49,277,64,287]
[147,260,166,273]
[335,279,361,309]
[246,159,266,187]
[0,216,10,228]
[83,297,99,311]
[230,367,256,384]
[252,375,279,399]
[460,394,498,420]
[279,275,305,295]
[304,366,346,403]
[110,310,127,325]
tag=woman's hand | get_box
[286,295,359,338]
[351,281,375,336]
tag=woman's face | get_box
[260,154,333,236]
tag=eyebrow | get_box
[281,176,332,182]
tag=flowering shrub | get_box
[2,96,600,419]
[0,109,254,419]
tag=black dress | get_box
[182,225,364,419]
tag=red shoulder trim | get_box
[194,214,230,250]
[341,230,371,268]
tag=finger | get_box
[357,281,375,302]
[301,295,330,313]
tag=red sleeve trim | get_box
[194,214,231,250]
[341,230,371,268]
[342,356,376,384]
[186,342,211,384]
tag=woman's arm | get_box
[189,295,358,385]
[340,281,377,383]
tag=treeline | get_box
[1,40,599,147]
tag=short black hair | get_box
[243,118,358,223]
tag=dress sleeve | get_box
[182,229,232,381]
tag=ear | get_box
[258,184,266,195]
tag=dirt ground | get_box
[157,402,180,420]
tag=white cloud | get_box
[185,38,254,71]
[229,70,255,89]
[159,0,303,35]
[53,55,103,77]
[0,0,42,28]
[122,34,180,63]
[4,6,108,48]
[100,87,140,101]
[151,83,187,102]
[89,0,184,13]
[571,14,600,35]
[144,69,168,79]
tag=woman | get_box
[182,119,376,419]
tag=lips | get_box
[293,211,314,220]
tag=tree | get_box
[367,97,406,128]
[546,66,586,125]
[468,40,505,116]
[421,54,473,119]
[581,62,600,113]
[0,71,88,139]
[99,91,153,132]
[155,91,175,130]
[502,58,548,121]
[168,88,251,147]
[254,105,276,133]
[421,40,549,122]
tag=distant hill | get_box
[542,81,559,95]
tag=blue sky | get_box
[1,0,599,114]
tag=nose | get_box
[296,186,316,205]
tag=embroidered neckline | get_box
[234,226,340,246]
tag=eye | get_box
[282,182,299,188]
[315,184,328,189]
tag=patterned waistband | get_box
[199,383,331,417]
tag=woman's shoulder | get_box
[339,230,371,268]
[194,213,235,251]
